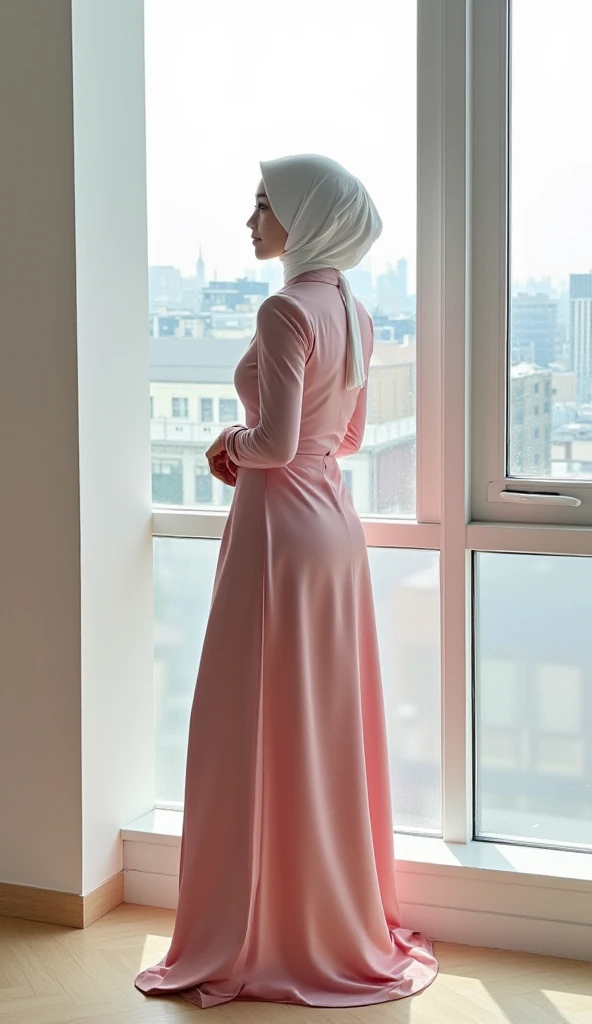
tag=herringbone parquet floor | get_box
[0,904,590,1024]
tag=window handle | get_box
[499,489,582,507]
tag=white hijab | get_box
[259,154,382,390]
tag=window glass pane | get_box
[171,396,188,418]
[146,0,417,516]
[475,552,592,852]
[152,459,183,504]
[509,1,592,479]
[200,398,213,423]
[219,398,238,423]
[368,547,441,833]
[154,540,441,834]
[154,539,220,803]
[194,471,213,504]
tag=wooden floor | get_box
[0,904,591,1024]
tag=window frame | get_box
[150,0,592,855]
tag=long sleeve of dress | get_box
[222,294,313,469]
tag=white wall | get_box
[72,0,155,895]
[0,0,154,896]
[0,0,83,894]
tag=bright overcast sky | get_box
[144,0,592,290]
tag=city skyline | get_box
[147,251,592,305]
[145,1,592,287]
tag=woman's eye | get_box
[257,203,268,211]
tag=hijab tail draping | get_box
[337,271,366,390]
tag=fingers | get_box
[223,459,238,485]
[207,458,224,482]
[212,452,236,475]
[208,456,237,487]
[205,432,227,462]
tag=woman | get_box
[135,154,438,1008]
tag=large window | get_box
[148,0,592,864]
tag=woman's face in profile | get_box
[246,180,288,260]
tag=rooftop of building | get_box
[150,335,250,384]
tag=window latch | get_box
[498,489,582,507]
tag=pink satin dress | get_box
[135,268,438,1007]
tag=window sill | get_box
[122,808,183,846]
[122,808,591,884]
[121,810,592,961]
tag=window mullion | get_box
[434,0,473,844]
[416,0,443,526]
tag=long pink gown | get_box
[135,267,438,1007]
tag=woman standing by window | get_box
[135,154,438,1009]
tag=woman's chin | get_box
[254,244,281,261]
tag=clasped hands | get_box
[206,433,238,487]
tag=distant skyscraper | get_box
[258,260,284,296]
[510,363,553,476]
[376,260,409,316]
[196,248,206,290]
[395,258,409,313]
[180,275,200,313]
[149,265,183,310]
[526,275,553,296]
[345,266,373,308]
[201,278,268,312]
[569,272,592,404]
[511,293,558,367]
[377,264,399,316]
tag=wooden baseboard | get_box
[0,872,124,929]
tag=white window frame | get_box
[151,0,592,852]
[141,0,592,956]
